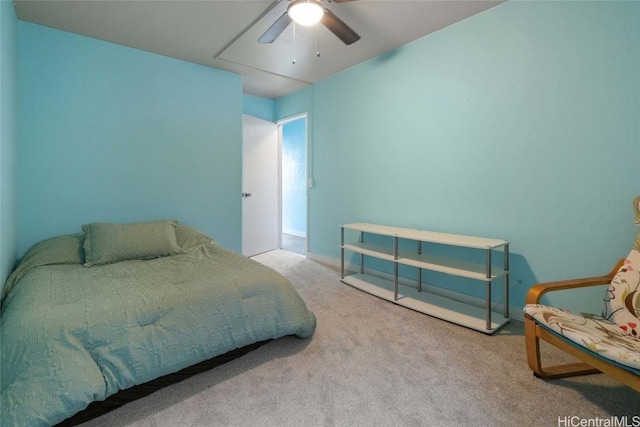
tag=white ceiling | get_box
[14,0,504,99]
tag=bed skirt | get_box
[57,340,270,426]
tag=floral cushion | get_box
[524,304,640,371]
[602,234,640,339]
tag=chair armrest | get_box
[525,259,625,305]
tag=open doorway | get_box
[279,114,308,255]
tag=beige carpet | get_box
[80,250,639,427]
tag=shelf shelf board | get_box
[342,223,509,250]
[398,251,506,281]
[341,273,509,334]
[342,242,395,262]
[342,242,506,281]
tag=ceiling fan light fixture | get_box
[288,0,324,26]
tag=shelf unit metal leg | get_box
[417,241,422,292]
[485,249,492,331]
[359,231,364,274]
[504,244,510,318]
[340,226,345,280]
[485,281,492,331]
[393,236,399,301]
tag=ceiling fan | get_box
[258,0,360,46]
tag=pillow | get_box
[82,220,184,267]
[175,224,216,250]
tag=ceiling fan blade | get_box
[258,12,292,43]
[321,8,360,45]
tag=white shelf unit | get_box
[340,223,510,334]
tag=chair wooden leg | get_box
[525,314,544,374]
[524,314,600,379]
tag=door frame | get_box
[277,111,310,252]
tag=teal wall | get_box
[243,94,275,122]
[275,86,312,120]
[18,22,243,254]
[7,1,640,312]
[0,0,19,291]
[275,1,640,311]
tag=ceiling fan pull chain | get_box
[316,22,320,58]
[292,22,297,65]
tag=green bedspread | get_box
[0,227,315,426]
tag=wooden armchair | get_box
[524,195,640,392]
[525,259,639,386]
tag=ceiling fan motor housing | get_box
[288,0,325,26]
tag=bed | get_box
[0,220,316,426]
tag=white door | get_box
[242,115,279,257]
